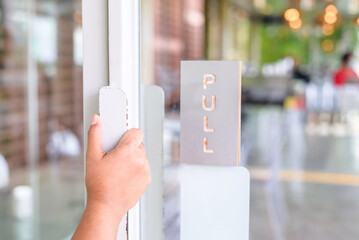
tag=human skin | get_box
[72,115,151,240]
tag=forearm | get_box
[72,200,125,240]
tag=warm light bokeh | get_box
[284,8,300,22]
[289,18,302,29]
[322,39,334,52]
[325,4,338,15]
[324,11,338,24]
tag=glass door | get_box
[0,0,84,239]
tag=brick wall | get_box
[0,1,83,169]
[153,0,205,107]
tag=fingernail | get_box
[91,115,98,125]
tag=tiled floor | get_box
[243,107,359,240]
[1,106,359,240]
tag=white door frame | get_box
[83,0,141,239]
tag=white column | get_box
[26,0,40,238]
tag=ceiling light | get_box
[284,8,300,22]
[325,4,338,15]
[324,12,337,24]
[289,18,302,29]
[322,39,334,52]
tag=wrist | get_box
[72,198,126,239]
[86,197,127,225]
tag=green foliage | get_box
[259,18,359,66]
[266,0,289,14]
[260,24,309,65]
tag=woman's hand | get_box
[72,115,151,240]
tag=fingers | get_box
[118,128,144,148]
[87,115,105,161]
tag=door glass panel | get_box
[0,0,84,239]
[141,0,359,239]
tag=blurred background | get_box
[1,0,359,239]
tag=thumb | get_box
[87,114,104,161]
